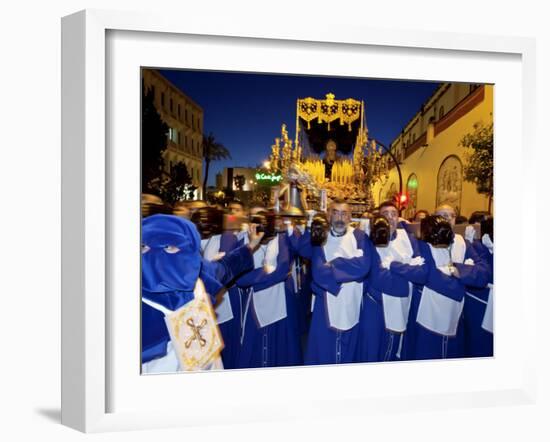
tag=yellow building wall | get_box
[372,84,493,219]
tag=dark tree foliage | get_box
[141,81,168,195]
[223,186,235,202]
[206,190,227,206]
[202,133,231,195]
[460,122,494,213]
[160,162,197,204]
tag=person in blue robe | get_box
[463,216,494,357]
[193,206,246,370]
[141,214,262,373]
[358,201,429,363]
[298,201,372,365]
[285,219,313,338]
[409,207,489,360]
[235,212,302,369]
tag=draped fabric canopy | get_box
[298,94,363,155]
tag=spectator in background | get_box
[142,193,172,218]
[413,210,430,223]
[468,211,491,225]
[455,215,468,225]
[228,200,247,217]
[173,200,191,219]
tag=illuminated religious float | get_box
[266,93,395,217]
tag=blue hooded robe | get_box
[358,229,428,362]
[299,227,372,365]
[141,214,253,371]
[202,231,245,369]
[235,233,302,369]
[463,237,494,357]
[408,235,489,360]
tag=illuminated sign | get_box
[255,172,283,183]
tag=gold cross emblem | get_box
[184,318,208,348]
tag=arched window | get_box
[405,173,418,220]
[436,155,463,215]
[385,182,397,202]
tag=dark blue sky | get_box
[159,69,440,185]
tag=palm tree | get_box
[202,133,231,196]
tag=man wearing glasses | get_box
[302,200,372,365]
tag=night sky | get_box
[159,69,440,186]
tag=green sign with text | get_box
[255,172,283,184]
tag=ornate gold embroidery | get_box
[184,318,207,348]
[165,280,224,371]
[297,93,361,131]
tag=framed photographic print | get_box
[62,9,537,433]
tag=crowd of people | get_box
[141,194,494,373]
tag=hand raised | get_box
[247,223,264,251]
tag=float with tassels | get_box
[266,93,390,217]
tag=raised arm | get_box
[202,244,255,288]
[236,235,291,291]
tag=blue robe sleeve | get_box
[141,302,171,363]
[295,229,313,259]
[236,235,291,292]
[471,240,494,283]
[420,241,465,302]
[389,234,429,285]
[333,230,372,283]
[203,244,255,287]
[286,229,301,257]
[453,241,490,288]
[312,230,371,295]
[476,243,494,284]
[311,249,342,295]
[368,251,410,298]
[219,231,239,254]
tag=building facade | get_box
[220,167,258,192]
[142,69,204,199]
[372,83,494,220]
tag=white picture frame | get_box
[61,9,537,433]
